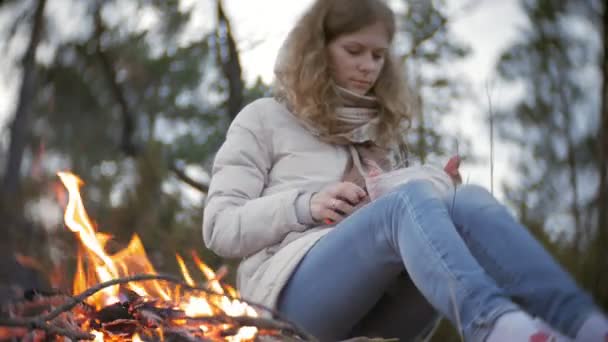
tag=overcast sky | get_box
[0,0,529,200]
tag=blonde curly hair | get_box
[274,0,413,149]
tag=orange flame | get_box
[57,172,259,341]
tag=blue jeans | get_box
[277,180,596,341]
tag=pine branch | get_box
[92,7,209,194]
[169,163,209,193]
[93,9,138,157]
[403,15,447,60]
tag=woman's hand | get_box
[311,182,368,224]
[444,155,462,185]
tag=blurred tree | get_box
[2,0,46,196]
[495,0,607,307]
[0,0,268,288]
[398,0,473,165]
[0,0,52,301]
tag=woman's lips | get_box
[351,79,371,88]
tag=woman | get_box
[202,0,608,341]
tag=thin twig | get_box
[169,163,209,193]
[450,187,458,217]
[42,274,175,321]
[485,81,496,195]
[0,317,93,340]
[450,141,460,215]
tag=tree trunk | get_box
[595,0,608,304]
[216,0,244,121]
[599,0,608,257]
[2,0,47,195]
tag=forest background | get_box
[0,0,606,340]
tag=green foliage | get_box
[495,0,607,309]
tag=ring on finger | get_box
[330,198,339,210]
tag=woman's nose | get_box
[358,54,377,73]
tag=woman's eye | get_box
[345,48,361,55]
[373,52,385,60]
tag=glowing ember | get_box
[56,172,260,341]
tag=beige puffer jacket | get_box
[202,97,348,309]
[202,97,442,340]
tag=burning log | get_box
[0,274,316,341]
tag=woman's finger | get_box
[444,155,461,174]
[444,155,462,185]
[336,183,365,204]
[329,198,355,215]
[323,208,344,224]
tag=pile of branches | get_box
[0,274,315,342]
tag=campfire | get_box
[0,172,312,341]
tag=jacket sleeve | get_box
[202,100,312,258]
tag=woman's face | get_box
[327,21,390,96]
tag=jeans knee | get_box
[457,184,494,200]
[448,184,502,223]
[386,179,446,218]
[393,179,439,197]
[376,179,446,243]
